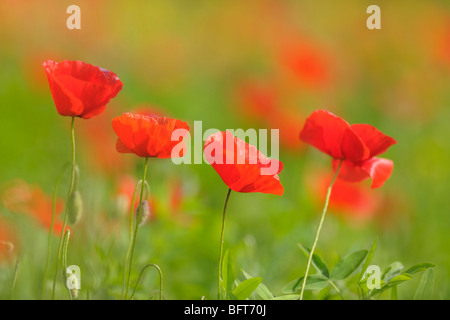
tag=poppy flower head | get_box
[43,60,123,119]
[300,110,397,188]
[112,113,190,158]
[204,131,284,195]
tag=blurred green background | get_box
[0,0,449,299]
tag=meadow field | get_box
[0,1,449,300]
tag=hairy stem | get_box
[218,188,232,300]
[299,159,343,300]
[41,162,71,299]
[52,116,76,299]
[125,157,149,299]
[131,263,163,300]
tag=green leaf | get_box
[232,277,262,300]
[241,270,274,300]
[282,274,329,293]
[359,237,378,281]
[271,294,301,300]
[298,244,330,278]
[221,250,229,295]
[404,263,435,276]
[389,273,413,284]
[369,273,412,298]
[414,268,435,300]
[330,250,368,281]
[382,262,404,282]
[221,250,236,298]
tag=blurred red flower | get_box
[235,81,305,151]
[203,131,284,195]
[1,180,65,235]
[300,110,397,188]
[314,173,382,223]
[43,60,123,119]
[0,218,17,262]
[279,40,331,88]
[112,113,190,158]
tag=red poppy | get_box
[203,131,284,195]
[278,40,331,88]
[43,60,123,119]
[300,110,397,188]
[112,113,190,158]
[0,180,65,235]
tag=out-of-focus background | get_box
[0,0,449,299]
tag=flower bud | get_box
[67,190,83,226]
[135,200,150,227]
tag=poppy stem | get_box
[10,252,20,300]
[121,179,145,299]
[218,188,232,300]
[52,116,77,300]
[299,159,343,300]
[124,157,149,300]
[130,263,163,300]
[41,162,71,299]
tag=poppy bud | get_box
[135,200,150,227]
[67,190,83,226]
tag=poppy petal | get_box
[116,139,134,154]
[361,157,394,189]
[341,128,370,162]
[332,157,394,189]
[300,109,351,159]
[43,60,123,119]
[112,113,189,158]
[351,124,397,158]
[204,131,284,195]
[332,159,370,183]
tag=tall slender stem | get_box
[42,162,71,299]
[52,116,76,299]
[121,180,141,299]
[328,279,345,300]
[10,253,20,300]
[125,157,149,299]
[218,188,232,299]
[299,159,343,300]
[130,263,163,300]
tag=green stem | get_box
[62,230,72,300]
[121,179,146,299]
[52,116,76,300]
[125,157,149,299]
[130,263,163,300]
[218,188,232,300]
[299,159,343,300]
[10,253,20,300]
[328,279,345,300]
[41,162,71,299]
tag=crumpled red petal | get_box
[299,109,351,159]
[204,131,284,195]
[350,124,397,158]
